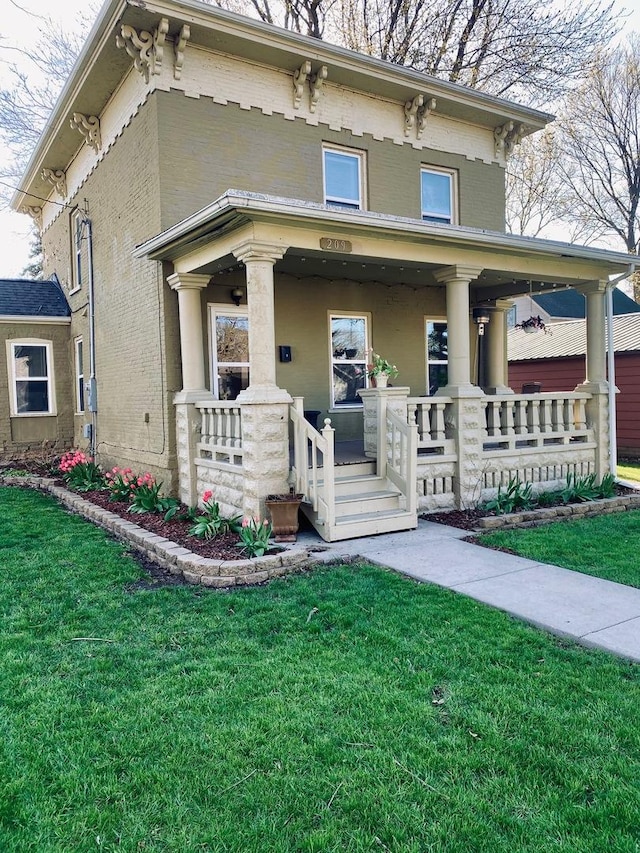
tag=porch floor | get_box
[289,439,370,468]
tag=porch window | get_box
[330,314,369,407]
[7,340,55,415]
[69,208,84,292]
[421,167,456,224]
[426,320,448,394]
[209,307,249,399]
[323,146,365,210]
[75,337,84,413]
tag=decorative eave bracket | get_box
[292,60,328,111]
[174,24,190,80]
[494,121,525,157]
[70,113,102,152]
[41,168,67,198]
[21,206,43,229]
[116,17,169,83]
[404,94,436,139]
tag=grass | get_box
[617,460,640,483]
[481,510,640,589]
[1,486,640,852]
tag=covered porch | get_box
[134,191,634,541]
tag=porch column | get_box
[167,273,210,393]
[232,241,293,519]
[574,281,611,478]
[167,273,214,508]
[485,299,514,394]
[433,265,484,509]
[433,265,483,393]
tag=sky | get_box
[1,0,639,278]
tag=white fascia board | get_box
[0,316,71,325]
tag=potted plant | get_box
[265,488,304,541]
[515,315,550,334]
[367,351,398,387]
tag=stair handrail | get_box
[290,399,335,531]
[385,406,418,515]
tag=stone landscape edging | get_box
[476,493,640,531]
[1,475,316,588]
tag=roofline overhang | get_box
[133,190,638,276]
[12,0,553,212]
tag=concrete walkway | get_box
[294,518,640,664]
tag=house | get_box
[509,287,640,328]
[509,313,640,459]
[0,278,72,455]
[10,0,637,540]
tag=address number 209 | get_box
[320,237,352,253]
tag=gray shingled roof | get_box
[509,313,640,361]
[533,288,640,318]
[0,278,70,318]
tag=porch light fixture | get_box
[230,287,244,306]
[472,307,491,336]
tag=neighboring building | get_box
[0,278,72,454]
[508,287,640,328]
[9,0,637,539]
[509,314,640,459]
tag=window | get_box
[75,337,85,412]
[421,167,456,224]
[70,208,84,292]
[7,340,55,415]
[323,146,365,209]
[209,307,249,399]
[426,320,448,394]
[330,314,369,407]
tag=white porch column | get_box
[231,241,292,519]
[485,299,514,394]
[167,273,214,508]
[167,272,210,393]
[433,265,484,509]
[574,281,611,478]
[433,265,483,393]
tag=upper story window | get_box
[421,166,457,224]
[323,146,365,210]
[7,340,56,416]
[329,313,369,408]
[70,208,84,292]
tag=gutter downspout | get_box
[85,216,98,459]
[605,264,636,478]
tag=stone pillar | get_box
[485,299,514,394]
[359,387,410,460]
[433,265,485,509]
[433,265,483,394]
[575,281,610,478]
[168,273,213,507]
[167,273,210,393]
[232,241,292,519]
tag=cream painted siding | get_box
[41,99,182,488]
[156,93,505,230]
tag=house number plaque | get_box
[320,237,352,253]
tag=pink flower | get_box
[203,490,213,503]
[242,517,250,528]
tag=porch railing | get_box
[382,408,418,514]
[196,401,243,465]
[291,397,335,531]
[407,397,455,454]
[482,392,592,450]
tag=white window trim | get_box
[322,144,366,210]
[74,336,84,414]
[425,317,448,395]
[69,208,83,294]
[420,165,458,225]
[6,338,57,417]
[328,311,370,411]
[208,304,250,399]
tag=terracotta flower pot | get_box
[265,493,303,542]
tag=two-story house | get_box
[11,0,636,540]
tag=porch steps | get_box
[301,467,417,542]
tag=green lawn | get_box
[1,486,639,852]
[481,509,640,589]
[617,461,640,483]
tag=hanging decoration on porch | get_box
[367,351,399,387]
[515,315,551,334]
